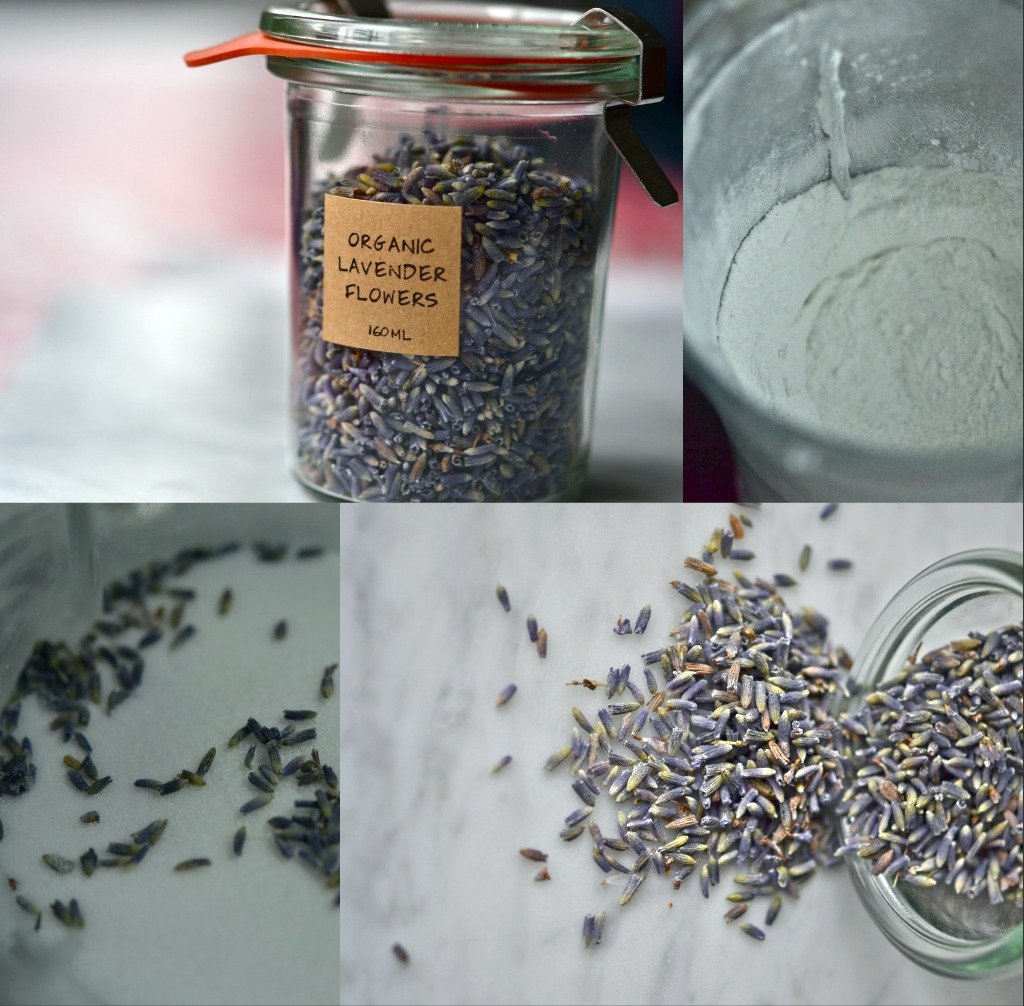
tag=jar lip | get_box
[842,547,1023,703]
[255,2,658,103]
[261,2,640,63]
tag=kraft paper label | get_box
[322,195,463,356]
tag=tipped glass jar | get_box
[837,549,1023,979]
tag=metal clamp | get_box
[579,6,667,105]
[575,7,678,207]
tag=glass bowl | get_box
[683,0,1024,501]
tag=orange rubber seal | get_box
[184,30,619,70]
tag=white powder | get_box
[717,166,1023,451]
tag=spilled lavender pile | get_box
[295,133,602,502]
[545,533,853,943]
[838,624,1023,905]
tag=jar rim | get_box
[262,2,637,59]
[259,1,650,101]
[838,548,1023,979]
[848,548,1023,700]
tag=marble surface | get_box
[0,505,340,1005]
[338,503,1024,1006]
[0,260,680,503]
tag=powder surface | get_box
[717,166,1023,451]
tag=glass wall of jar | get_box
[286,90,618,501]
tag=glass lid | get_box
[261,2,642,62]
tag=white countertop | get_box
[0,260,680,504]
[337,502,1024,1006]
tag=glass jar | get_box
[683,0,1024,502]
[838,548,1024,979]
[287,91,617,502]
[187,2,674,502]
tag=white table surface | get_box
[337,502,1024,1006]
[0,260,680,504]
